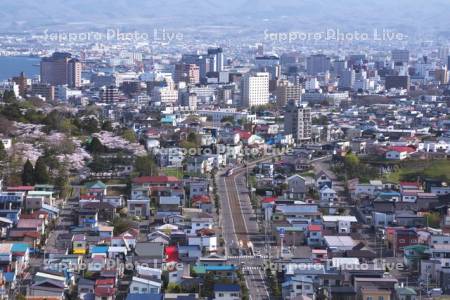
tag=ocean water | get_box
[0,56,40,81]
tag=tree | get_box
[112,217,135,235]
[121,129,137,143]
[344,153,360,177]
[134,155,158,176]
[44,110,67,133]
[86,137,105,154]
[101,120,114,131]
[2,90,16,103]
[221,116,235,124]
[426,212,441,228]
[200,272,215,298]
[187,132,199,145]
[22,159,34,185]
[82,117,99,134]
[54,162,70,199]
[88,155,109,172]
[34,156,50,184]
[0,141,6,161]
[166,283,182,293]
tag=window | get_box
[378,297,384,300]
[218,293,224,297]
[133,287,139,291]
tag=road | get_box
[217,154,337,299]
[218,157,274,300]
[311,155,345,194]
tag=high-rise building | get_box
[435,66,449,84]
[448,56,450,69]
[68,58,82,88]
[333,60,348,78]
[101,86,120,102]
[338,69,356,89]
[218,86,233,104]
[180,91,197,110]
[438,47,449,62]
[174,63,200,85]
[255,55,280,68]
[31,83,55,101]
[391,49,410,64]
[181,54,210,81]
[40,52,82,88]
[12,72,28,97]
[153,86,179,106]
[276,80,302,107]
[207,48,224,72]
[284,100,312,143]
[306,54,331,76]
[241,72,270,108]
[385,75,410,90]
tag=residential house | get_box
[385,146,416,160]
[320,186,337,207]
[286,175,307,200]
[213,284,241,300]
[316,170,333,189]
[84,181,107,200]
[129,276,161,294]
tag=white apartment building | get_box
[241,72,269,108]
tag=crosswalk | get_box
[242,266,263,270]
[228,255,269,259]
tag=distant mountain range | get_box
[2,0,450,38]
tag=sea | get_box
[0,56,40,81]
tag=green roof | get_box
[404,244,429,253]
[192,266,206,274]
[85,181,107,189]
[395,287,416,296]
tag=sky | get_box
[1,0,449,38]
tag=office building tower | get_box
[207,48,224,72]
[435,67,449,84]
[218,86,233,104]
[180,91,198,110]
[333,60,348,78]
[385,75,410,90]
[181,54,210,81]
[255,55,280,68]
[241,72,270,108]
[284,100,312,143]
[41,52,71,86]
[276,80,302,107]
[68,58,82,88]
[339,69,356,89]
[101,86,120,102]
[12,72,28,97]
[306,54,331,76]
[348,54,367,67]
[174,63,200,85]
[256,44,264,56]
[31,83,55,101]
[40,52,82,88]
[153,86,179,106]
[280,53,300,68]
[391,49,410,64]
[438,47,449,62]
[256,55,281,80]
